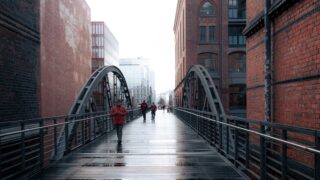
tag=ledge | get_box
[243,0,299,37]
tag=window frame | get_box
[199,26,206,42]
[200,1,215,17]
[228,25,246,47]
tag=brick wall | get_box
[40,0,92,168]
[246,29,265,120]
[40,0,92,117]
[0,0,40,121]
[246,0,320,128]
[272,0,320,128]
[246,0,264,22]
[246,1,320,172]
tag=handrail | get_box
[174,107,320,155]
[175,106,319,135]
[0,108,140,138]
[0,109,113,124]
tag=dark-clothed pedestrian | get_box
[150,102,157,120]
[140,100,148,121]
[111,99,128,144]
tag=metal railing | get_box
[0,108,142,180]
[173,107,320,180]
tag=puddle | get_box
[82,162,126,167]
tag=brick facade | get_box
[40,0,92,117]
[40,0,92,168]
[246,0,320,128]
[0,0,40,121]
[244,1,320,174]
[174,0,246,116]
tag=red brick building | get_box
[40,0,92,117]
[244,0,320,128]
[174,0,247,116]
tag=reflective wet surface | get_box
[41,112,244,179]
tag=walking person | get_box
[150,102,157,120]
[111,99,128,144]
[140,100,148,122]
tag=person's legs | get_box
[115,125,123,143]
[118,125,123,142]
[143,111,146,121]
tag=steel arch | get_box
[54,66,132,160]
[182,65,225,118]
[69,65,132,114]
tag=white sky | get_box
[85,0,177,94]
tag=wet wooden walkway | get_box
[41,112,244,179]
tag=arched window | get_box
[200,2,214,16]
[228,53,246,72]
[198,53,217,72]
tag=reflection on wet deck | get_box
[41,112,244,179]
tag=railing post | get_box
[104,114,108,133]
[21,121,26,172]
[93,115,96,139]
[281,129,287,180]
[234,120,239,166]
[39,120,44,171]
[226,117,230,154]
[64,117,69,153]
[81,116,85,145]
[53,119,57,157]
[245,122,250,168]
[315,131,320,180]
[260,124,267,180]
[0,136,2,179]
[219,115,222,151]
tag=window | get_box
[228,53,246,72]
[209,26,215,41]
[228,25,246,47]
[228,0,246,19]
[199,26,206,42]
[198,53,217,72]
[200,2,214,16]
[229,84,246,109]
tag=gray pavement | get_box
[41,112,244,179]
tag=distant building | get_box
[174,0,247,117]
[119,57,155,107]
[91,21,119,71]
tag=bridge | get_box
[0,65,319,179]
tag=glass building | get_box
[119,57,156,107]
[91,22,119,71]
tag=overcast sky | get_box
[85,0,177,94]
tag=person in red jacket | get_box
[150,102,157,120]
[111,99,128,144]
[140,100,148,122]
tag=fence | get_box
[0,108,141,180]
[174,107,320,180]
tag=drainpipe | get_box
[264,0,272,123]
